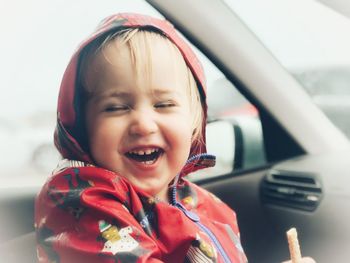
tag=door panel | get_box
[200,152,350,263]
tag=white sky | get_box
[226,0,350,70]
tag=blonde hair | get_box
[80,28,203,145]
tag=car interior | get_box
[1,0,350,263]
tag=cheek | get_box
[173,129,193,171]
[88,119,122,154]
[164,116,193,156]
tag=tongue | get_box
[127,151,160,162]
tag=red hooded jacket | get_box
[35,13,247,263]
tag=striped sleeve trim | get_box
[52,159,94,174]
[186,246,216,263]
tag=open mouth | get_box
[125,148,163,165]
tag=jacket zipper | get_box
[196,221,232,263]
[171,187,231,263]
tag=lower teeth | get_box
[143,160,155,165]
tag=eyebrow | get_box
[93,88,180,102]
[151,89,181,97]
[92,91,132,102]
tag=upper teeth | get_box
[129,148,159,155]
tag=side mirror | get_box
[187,117,266,181]
[229,116,266,170]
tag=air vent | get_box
[261,170,323,211]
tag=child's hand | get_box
[282,256,316,263]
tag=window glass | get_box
[224,0,350,140]
[187,49,266,181]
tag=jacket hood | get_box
[54,13,214,175]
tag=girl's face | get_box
[85,35,193,201]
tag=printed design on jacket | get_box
[178,184,198,209]
[185,234,217,263]
[98,220,148,263]
[47,168,92,219]
[36,226,60,263]
[99,220,139,254]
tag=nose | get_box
[128,110,159,136]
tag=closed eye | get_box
[104,104,130,112]
[155,101,176,108]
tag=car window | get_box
[186,49,267,181]
[224,0,350,141]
